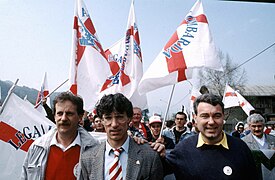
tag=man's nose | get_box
[208,117,215,124]
[61,113,67,120]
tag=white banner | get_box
[0,93,55,179]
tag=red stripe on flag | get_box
[0,121,34,152]
[120,71,131,86]
[191,96,196,101]
[73,16,78,31]
[225,92,237,97]
[76,21,86,65]
[129,26,134,36]
[164,32,187,82]
[35,91,42,105]
[134,30,140,45]
[101,79,112,92]
[70,84,77,95]
[73,16,86,65]
[240,102,245,107]
[84,19,106,58]
[43,90,49,97]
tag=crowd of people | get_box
[21,92,274,179]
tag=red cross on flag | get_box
[236,91,255,116]
[138,0,223,95]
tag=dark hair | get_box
[93,114,99,119]
[53,92,84,116]
[175,111,187,120]
[193,93,224,115]
[96,93,133,119]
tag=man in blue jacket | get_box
[164,93,259,179]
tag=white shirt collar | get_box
[252,133,266,147]
[50,131,81,152]
[106,136,129,155]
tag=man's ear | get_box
[79,115,84,123]
[193,114,197,124]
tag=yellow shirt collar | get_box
[196,131,229,149]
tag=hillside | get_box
[0,79,58,107]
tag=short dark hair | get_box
[96,93,133,119]
[53,92,84,116]
[175,111,187,120]
[193,93,224,115]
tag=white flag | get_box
[138,0,223,94]
[0,93,54,179]
[100,1,147,109]
[236,91,255,116]
[69,0,110,111]
[35,72,50,114]
[222,84,239,109]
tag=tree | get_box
[199,50,247,96]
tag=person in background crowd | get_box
[82,112,93,132]
[148,115,175,149]
[93,114,105,132]
[240,123,250,138]
[163,111,193,144]
[21,92,99,179]
[242,113,275,150]
[264,121,275,136]
[231,121,244,138]
[128,107,152,141]
[163,93,258,179]
[80,93,163,180]
[165,120,175,130]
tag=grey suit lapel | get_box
[126,138,142,180]
[91,142,105,180]
[248,134,260,149]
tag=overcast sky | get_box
[0,0,274,117]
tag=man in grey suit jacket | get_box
[242,113,275,150]
[80,93,163,180]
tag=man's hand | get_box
[132,136,148,144]
[150,138,166,158]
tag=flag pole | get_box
[0,79,19,114]
[160,84,176,138]
[34,79,69,108]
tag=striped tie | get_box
[109,148,123,180]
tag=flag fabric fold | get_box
[69,0,110,111]
[35,72,49,114]
[138,0,223,95]
[100,1,147,109]
[222,84,255,116]
[222,84,240,109]
[0,93,54,179]
[235,91,255,116]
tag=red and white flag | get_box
[0,93,54,179]
[236,91,255,116]
[100,1,147,108]
[69,0,110,111]
[34,72,49,113]
[138,0,223,94]
[222,84,239,109]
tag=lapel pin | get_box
[136,160,140,165]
